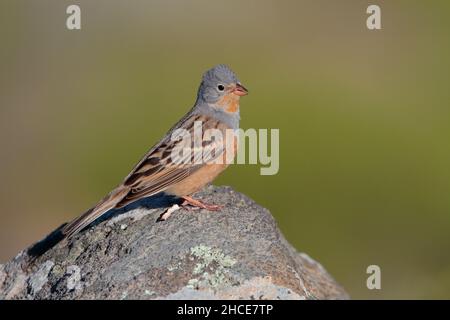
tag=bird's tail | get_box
[62,187,129,239]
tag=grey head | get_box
[192,65,248,129]
[196,64,248,105]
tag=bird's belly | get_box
[165,163,229,196]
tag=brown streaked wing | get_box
[119,114,226,203]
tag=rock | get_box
[0,186,348,300]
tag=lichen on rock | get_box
[188,244,237,289]
[27,260,54,296]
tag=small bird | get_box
[62,64,248,239]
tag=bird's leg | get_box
[157,204,181,222]
[181,196,223,211]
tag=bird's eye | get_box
[217,84,225,91]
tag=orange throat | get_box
[217,93,240,113]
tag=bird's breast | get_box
[165,133,238,197]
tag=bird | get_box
[61,64,248,239]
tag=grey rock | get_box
[0,186,348,300]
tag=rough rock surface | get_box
[0,186,348,300]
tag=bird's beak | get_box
[232,83,249,96]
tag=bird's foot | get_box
[181,196,223,211]
[157,204,181,222]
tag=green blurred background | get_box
[1,0,449,299]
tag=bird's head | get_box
[197,64,248,113]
